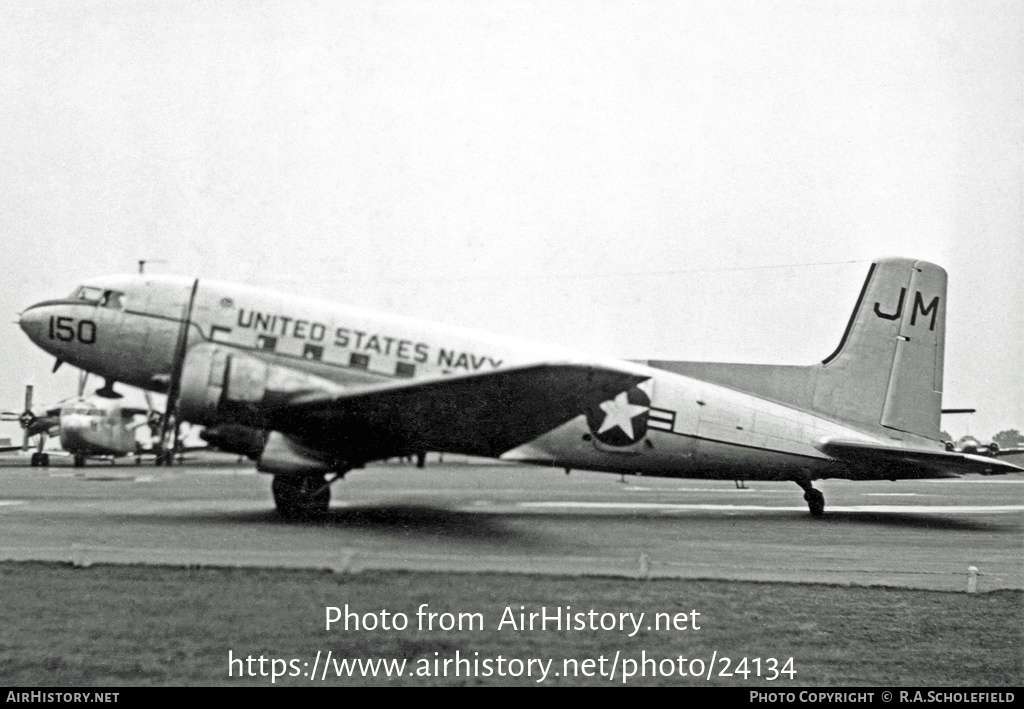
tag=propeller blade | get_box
[141,391,158,439]
[17,386,37,437]
[140,391,161,442]
[157,279,199,465]
[78,370,88,397]
[148,411,163,436]
[13,386,37,451]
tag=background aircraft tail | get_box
[649,257,947,441]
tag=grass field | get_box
[1,561,1020,686]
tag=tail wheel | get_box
[272,475,331,520]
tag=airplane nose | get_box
[18,304,49,344]
[18,303,44,340]
[18,302,70,357]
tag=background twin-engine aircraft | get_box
[945,435,1024,458]
[16,257,1022,517]
[0,380,158,467]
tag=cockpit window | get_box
[61,405,105,417]
[99,290,124,309]
[69,286,104,303]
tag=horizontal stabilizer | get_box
[266,363,648,461]
[815,437,1024,477]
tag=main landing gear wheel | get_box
[794,479,825,517]
[73,455,86,468]
[272,475,331,520]
[804,489,825,517]
[30,452,50,467]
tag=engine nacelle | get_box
[199,424,267,459]
[178,342,344,429]
[256,431,336,475]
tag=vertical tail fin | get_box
[647,257,948,442]
[814,257,946,440]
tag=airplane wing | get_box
[263,363,648,462]
[0,447,68,457]
[815,437,1024,478]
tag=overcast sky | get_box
[1,0,1021,441]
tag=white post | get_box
[967,566,978,593]
[71,544,92,568]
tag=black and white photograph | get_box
[1,0,1021,690]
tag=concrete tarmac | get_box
[0,457,1021,591]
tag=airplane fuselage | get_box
[19,274,908,482]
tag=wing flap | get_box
[815,437,1024,477]
[266,364,648,461]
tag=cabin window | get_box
[349,353,369,369]
[396,362,415,378]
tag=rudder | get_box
[814,257,946,440]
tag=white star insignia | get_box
[597,391,649,441]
